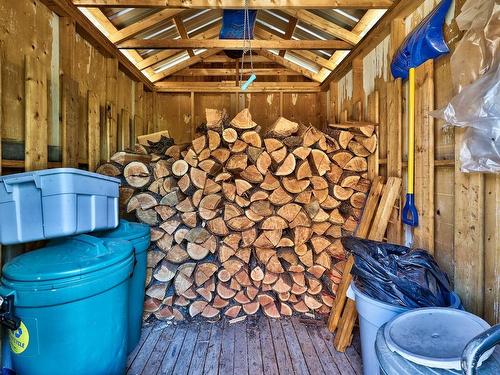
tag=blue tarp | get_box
[219,10,257,59]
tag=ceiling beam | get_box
[280,17,298,57]
[282,9,360,45]
[41,0,153,90]
[173,68,302,76]
[73,1,394,9]
[202,55,272,63]
[119,39,352,50]
[155,81,321,93]
[151,48,223,82]
[109,8,184,44]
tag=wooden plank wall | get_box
[0,0,150,173]
[331,0,499,324]
[155,91,328,144]
[0,1,153,269]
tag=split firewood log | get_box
[98,107,377,323]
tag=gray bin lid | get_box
[384,308,493,370]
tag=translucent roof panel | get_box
[102,7,159,29]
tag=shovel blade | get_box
[391,0,452,79]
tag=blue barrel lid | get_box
[2,234,133,282]
[95,219,150,241]
[384,307,493,370]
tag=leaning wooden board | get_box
[327,176,402,352]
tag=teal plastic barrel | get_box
[95,219,150,353]
[0,235,133,375]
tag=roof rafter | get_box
[282,9,361,45]
[73,1,394,9]
[173,15,194,57]
[254,27,333,70]
[151,48,223,82]
[256,50,319,82]
[119,39,353,50]
[136,24,220,70]
[279,17,298,57]
[85,8,144,64]
[109,8,185,44]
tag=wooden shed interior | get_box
[0,0,498,373]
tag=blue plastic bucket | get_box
[0,235,133,375]
[350,283,462,375]
[94,219,151,353]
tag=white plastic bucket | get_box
[349,283,462,375]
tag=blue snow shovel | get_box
[391,0,452,227]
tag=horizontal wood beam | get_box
[73,1,394,9]
[202,55,272,63]
[173,68,302,76]
[41,0,153,90]
[155,81,321,92]
[119,39,352,50]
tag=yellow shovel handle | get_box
[408,67,415,194]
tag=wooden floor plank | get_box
[157,325,188,375]
[233,320,249,375]
[280,319,310,375]
[131,317,364,375]
[203,323,224,375]
[142,325,178,375]
[306,325,341,375]
[258,315,280,375]
[351,327,362,356]
[127,325,153,370]
[268,318,295,375]
[172,324,200,375]
[291,318,325,375]
[246,318,264,375]
[188,322,212,375]
[219,320,236,375]
[127,325,165,375]
[345,346,363,375]
[318,326,358,375]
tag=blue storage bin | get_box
[0,168,120,245]
[94,219,151,354]
[0,235,134,375]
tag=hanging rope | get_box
[240,0,256,90]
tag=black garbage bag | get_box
[342,236,453,308]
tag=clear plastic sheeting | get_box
[430,0,500,172]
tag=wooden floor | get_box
[126,315,362,375]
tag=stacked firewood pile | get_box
[97,108,377,321]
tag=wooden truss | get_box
[43,0,396,90]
